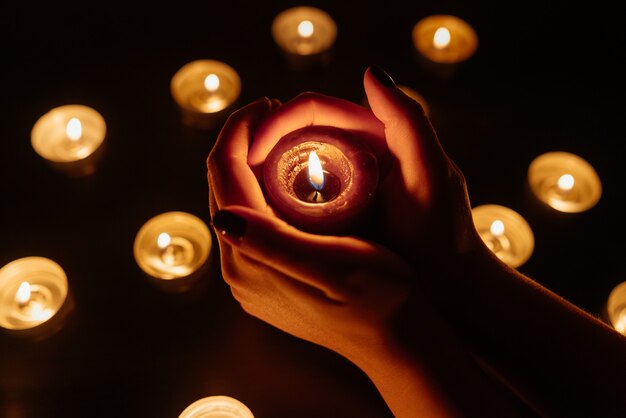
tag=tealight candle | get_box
[471,204,535,268]
[412,15,478,64]
[605,281,626,335]
[0,257,69,331]
[271,6,337,68]
[527,151,602,213]
[179,396,254,418]
[263,126,378,235]
[134,211,212,280]
[31,105,106,163]
[171,60,241,126]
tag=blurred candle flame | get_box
[308,151,324,191]
[157,232,172,249]
[204,74,220,92]
[557,173,575,191]
[15,281,31,304]
[297,20,314,38]
[490,220,505,236]
[433,26,451,49]
[66,117,82,141]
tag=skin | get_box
[207,67,626,417]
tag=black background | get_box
[1,1,625,417]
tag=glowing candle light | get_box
[179,396,254,418]
[31,105,106,163]
[433,27,451,49]
[134,212,212,280]
[472,205,535,268]
[527,151,602,213]
[271,6,337,68]
[605,281,626,336]
[412,14,478,78]
[0,257,69,331]
[170,60,241,124]
[263,126,378,235]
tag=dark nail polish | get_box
[369,65,396,88]
[211,210,247,243]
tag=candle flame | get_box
[433,26,451,49]
[297,20,315,38]
[557,173,575,191]
[16,281,31,304]
[308,151,325,191]
[157,232,172,249]
[66,117,82,141]
[204,74,220,92]
[490,220,505,236]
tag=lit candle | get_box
[527,151,602,213]
[133,211,212,280]
[178,396,254,418]
[263,126,379,235]
[605,281,626,335]
[0,257,69,331]
[471,204,535,268]
[271,6,337,67]
[412,14,478,76]
[31,104,106,163]
[170,60,241,125]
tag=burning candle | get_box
[133,211,212,280]
[263,126,378,235]
[605,281,626,336]
[178,396,254,418]
[527,151,602,213]
[471,204,535,268]
[31,105,106,162]
[271,6,337,68]
[170,60,241,125]
[0,257,69,331]
[412,14,478,78]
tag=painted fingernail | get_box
[369,65,396,88]
[211,210,247,244]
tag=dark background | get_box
[1,1,624,417]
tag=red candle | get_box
[262,125,379,235]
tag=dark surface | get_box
[1,1,625,417]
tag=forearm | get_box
[424,243,626,417]
[345,299,535,418]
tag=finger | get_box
[207,97,273,210]
[211,205,380,302]
[364,65,449,201]
[249,91,387,168]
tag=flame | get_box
[308,151,324,191]
[557,174,575,191]
[66,117,82,141]
[204,74,220,92]
[16,281,31,304]
[433,27,451,49]
[297,20,314,38]
[490,220,505,236]
[157,232,172,249]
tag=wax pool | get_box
[262,126,379,235]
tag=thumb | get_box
[364,65,450,201]
[211,206,377,301]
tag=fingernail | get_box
[369,65,396,88]
[211,210,247,244]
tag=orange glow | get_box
[204,74,220,92]
[557,173,575,191]
[490,220,505,236]
[297,20,314,37]
[157,232,172,249]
